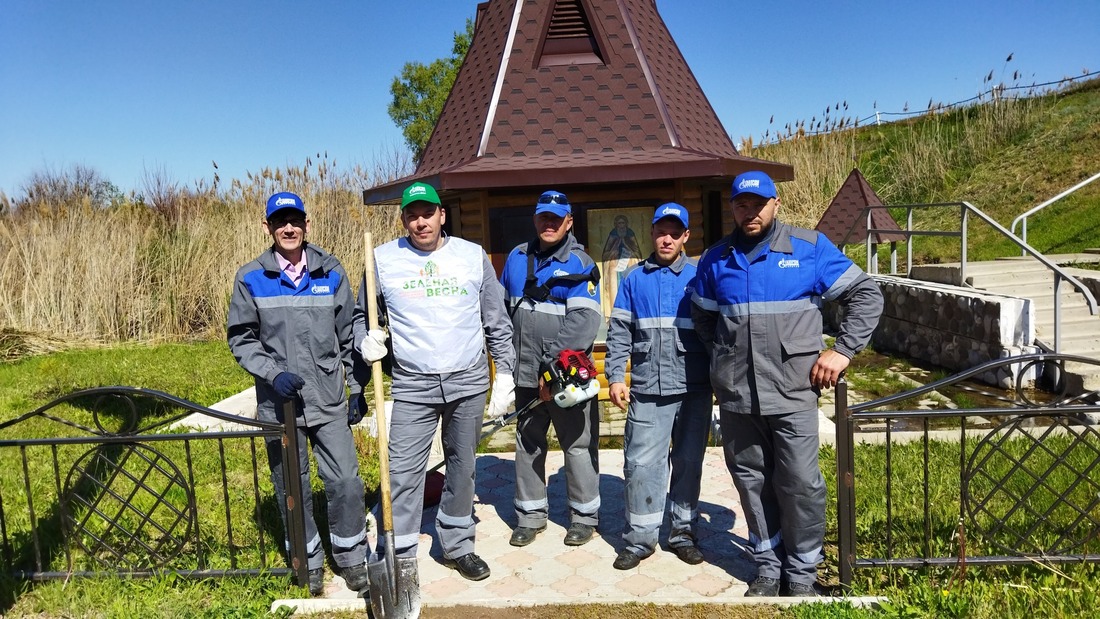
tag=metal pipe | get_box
[280,398,310,588]
[835,377,856,587]
[1011,171,1100,251]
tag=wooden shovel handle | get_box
[365,232,394,532]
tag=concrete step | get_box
[910,262,1049,286]
[1031,305,1096,322]
[1058,361,1100,392]
[976,282,1081,300]
[913,255,1100,287]
[995,252,1100,265]
[1038,334,1100,354]
[1033,306,1098,325]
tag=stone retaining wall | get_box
[828,275,1037,388]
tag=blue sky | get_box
[2,1,1097,198]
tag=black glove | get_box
[348,392,366,426]
[272,372,305,399]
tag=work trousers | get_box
[622,391,712,557]
[266,414,369,571]
[513,387,601,528]
[720,409,825,586]
[381,394,484,560]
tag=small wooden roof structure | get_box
[816,168,906,246]
[364,0,792,203]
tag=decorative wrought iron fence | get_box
[835,353,1100,585]
[0,387,308,585]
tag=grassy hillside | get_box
[748,77,1100,264]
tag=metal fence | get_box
[835,353,1100,585]
[0,387,308,585]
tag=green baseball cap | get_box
[401,182,441,209]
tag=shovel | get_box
[363,232,421,619]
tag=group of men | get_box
[226,170,883,599]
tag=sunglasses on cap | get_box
[538,193,569,205]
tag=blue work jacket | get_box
[604,253,710,396]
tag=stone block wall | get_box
[827,275,1036,388]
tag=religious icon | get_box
[588,208,653,319]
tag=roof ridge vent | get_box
[548,0,591,39]
[538,0,604,66]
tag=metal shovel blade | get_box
[367,546,394,619]
[394,557,422,617]
[367,532,421,619]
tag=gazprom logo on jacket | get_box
[553,269,569,277]
[311,284,332,294]
[777,258,800,269]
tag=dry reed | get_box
[0,153,406,344]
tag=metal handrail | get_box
[843,200,1099,354]
[1010,172,1100,253]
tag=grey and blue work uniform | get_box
[604,252,712,558]
[500,234,602,530]
[691,221,882,586]
[357,235,515,560]
[227,243,369,572]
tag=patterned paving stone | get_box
[327,448,761,608]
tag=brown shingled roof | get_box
[365,0,792,203]
[816,168,906,246]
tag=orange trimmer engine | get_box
[540,349,601,408]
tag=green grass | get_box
[3,342,1100,618]
[0,342,381,615]
[755,77,1100,266]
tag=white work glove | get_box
[486,373,516,421]
[359,329,389,363]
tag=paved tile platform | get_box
[272,445,869,614]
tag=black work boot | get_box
[446,553,491,581]
[342,562,368,592]
[509,525,546,547]
[745,576,780,597]
[307,568,324,596]
[612,549,642,570]
[563,523,595,546]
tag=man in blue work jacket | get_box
[692,171,883,597]
[604,203,712,570]
[228,191,369,596]
[500,190,603,548]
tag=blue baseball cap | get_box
[534,190,571,218]
[652,202,688,228]
[266,192,306,219]
[730,171,778,200]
